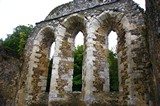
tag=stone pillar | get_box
[82,17,110,102]
[49,25,74,105]
[82,20,96,102]
[93,25,110,93]
[120,14,151,105]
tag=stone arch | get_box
[14,0,155,105]
[62,14,87,33]
[61,14,87,90]
[25,25,55,105]
[95,11,128,93]
[49,14,87,104]
[85,10,147,104]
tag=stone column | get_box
[119,14,150,105]
[49,25,74,105]
[93,25,110,93]
[82,17,110,102]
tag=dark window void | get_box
[72,32,84,91]
[46,58,53,92]
[46,42,55,92]
[108,31,119,92]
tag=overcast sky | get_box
[0,0,145,40]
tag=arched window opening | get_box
[108,31,119,92]
[46,42,55,92]
[72,32,84,91]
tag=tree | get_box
[72,45,119,91]
[73,45,83,91]
[108,50,119,92]
[0,25,33,55]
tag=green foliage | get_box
[72,45,119,92]
[73,45,83,91]
[108,50,119,92]
[46,45,83,92]
[0,25,33,55]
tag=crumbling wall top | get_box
[45,0,118,20]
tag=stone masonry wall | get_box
[146,0,160,105]
[16,25,55,105]
[0,46,21,106]
[17,0,155,105]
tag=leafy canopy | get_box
[72,45,118,92]
[108,50,119,92]
[73,45,83,91]
[0,25,33,55]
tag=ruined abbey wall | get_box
[0,47,21,106]
[14,0,156,105]
[0,0,150,106]
[0,0,160,106]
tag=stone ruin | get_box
[1,0,160,105]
